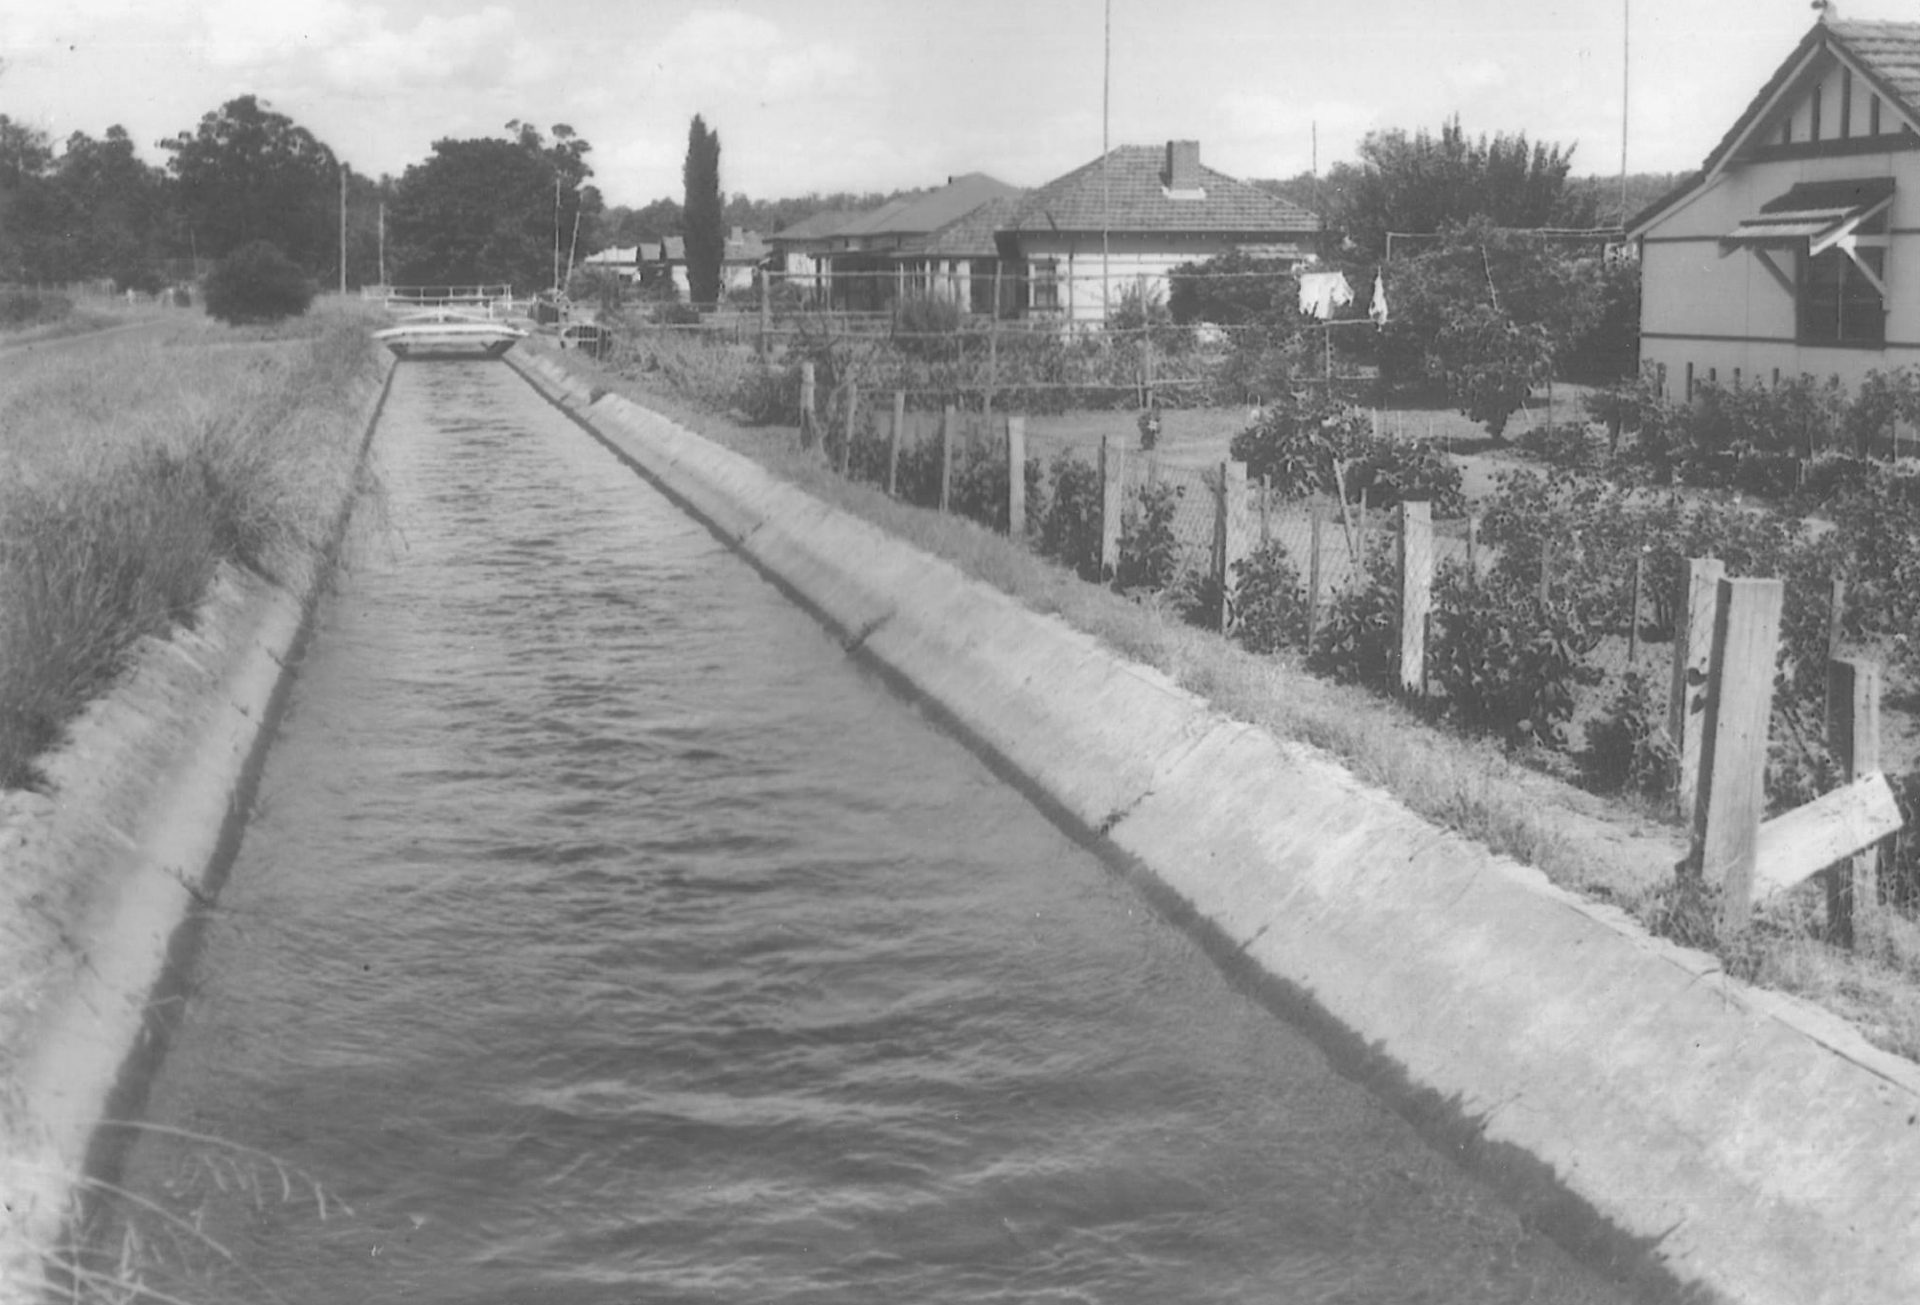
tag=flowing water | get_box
[107,361,1649,1303]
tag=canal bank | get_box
[0,349,394,1299]
[507,348,1920,1305]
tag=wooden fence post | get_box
[940,403,955,513]
[1465,514,1480,581]
[1538,536,1554,604]
[888,389,904,497]
[1628,551,1645,667]
[1826,656,1884,947]
[1100,435,1126,580]
[799,361,816,449]
[1217,461,1249,632]
[1258,475,1272,546]
[1007,415,1027,538]
[758,269,771,358]
[987,264,1002,418]
[840,380,858,477]
[1685,577,1784,937]
[1307,497,1324,647]
[1670,556,1727,820]
[1399,499,1433,695]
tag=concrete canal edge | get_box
[509,349,1920,1305]
[0,354,395,1299]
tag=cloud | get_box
[190,0,520,94]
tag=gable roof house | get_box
[801,174,1023,312]
[1628,16,1920,399]
[658,228,772,300]
[995,140,1320,325]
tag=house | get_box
[1627,16,1920,398]
[653,229,772,300]
[801,175,1022,311]
[994,140,1320,325]
[766,210,867,304]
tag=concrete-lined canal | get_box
[106,360,1645,1303]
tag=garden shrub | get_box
[1039,451,1103,580]
[202,241,314,325]
[1308,542,1400,689]
[0,288,71,329]
[1515,421,1607,471]
[1231,541,1309,654]
[1428,565,1599,747]
[1114,481,1183,593]
[1581,671,1677,797]
[728,363,799,426]
[1230,392,1465,515]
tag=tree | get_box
[161,95,340,271]
[682,115,723,306]
[52,127,168,289]
[387,122,601,291]
[203,240,314,323]
[1340,117,1595,259]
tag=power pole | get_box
[339,164,348,294]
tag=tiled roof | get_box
[1833,19,1920,113]
[905,195,1023,258]
[769,210,867,243]
[658,233,768,263]
[1630,18,1920,235]
[843,175,1021,239]
[1001,144,1319,236]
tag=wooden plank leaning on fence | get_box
[1680,577,1903,938]
[1824,657,1888,947]
[1399,500,1432,695]
[1100,436,1126,580]
[1008,416,1027,539]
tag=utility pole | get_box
[339,164,348,295]
[1101,0,1111,326]
[1620,0,1631,224]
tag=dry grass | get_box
[0,307,382,788]
[550,340,1920,1063]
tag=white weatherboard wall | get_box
[511,347,1920,1305]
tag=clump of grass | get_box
[0,317,380,789]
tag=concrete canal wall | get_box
[0,354,395,1300]
[508,349,1920,1305]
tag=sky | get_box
[0,0,1866,211]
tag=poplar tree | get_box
[682,115,724,306]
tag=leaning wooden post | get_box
[1685,577,1784,937]
[1669,557,1727,819]
[1825,576,1848,722]
[1306,497,1324,647]
[1099,435,1126,580]
[799,361,817,449]
[1217,461,1249,632]
[1007,415,1027,538]
[840,379,859,477]
[1398,499,1433,695]
[1826,657,1885,948]
[940,403,956,513]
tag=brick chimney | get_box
[1165,140,1202,193]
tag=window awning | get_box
[1721,177,1895,255]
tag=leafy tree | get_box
[1341,116,1594,259]
[683,115,724,306]
[161,95,340,271]
[52,127,168,289]
[387,122,600,291]
[203,240,314,323]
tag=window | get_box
[1030,258,1060,312]
[1799,246,1885,346]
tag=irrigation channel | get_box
[101,360,1648,1304]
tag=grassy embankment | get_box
[543,332,1920,1062]
[0,304,383,787]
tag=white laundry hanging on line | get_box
[1297,271,1354,320]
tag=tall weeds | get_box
[0,316,379,788]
